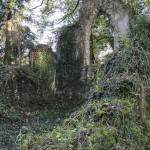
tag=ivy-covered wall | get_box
[56,0,132,97]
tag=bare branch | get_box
[30,0,44,10]
[57,0,80,24]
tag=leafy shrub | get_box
[19,98,150,149]
[102,15,150,97]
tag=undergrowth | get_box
[19,98,150,150]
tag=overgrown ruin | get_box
[56,0,132,97]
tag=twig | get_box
[30,0,44,10]
[56,0,80,24]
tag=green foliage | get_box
[90,126,117,150]
[92,15,112,63]
[101,15,150,128]
[102,15,150,97]
[0,53,56,114]
[1,1,150,149]
[8,0,18,10]
[33,51,56,91]
[19,98,150,149]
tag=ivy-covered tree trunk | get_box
[78,0,98,66]
[4,8,13,64]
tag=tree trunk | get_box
[4,9,14,64]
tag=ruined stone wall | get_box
[56,23,84,96]
[80,0,131,51]
[56,0,132,97]
[98,0,131,49]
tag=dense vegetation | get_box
[19,98,150,150]
[0,0,150,149]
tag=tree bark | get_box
[4,8,14,64]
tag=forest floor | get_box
[1,97,150,150]
[0,66,149,149]
[0,97,83,150]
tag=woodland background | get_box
[0,0,150,149]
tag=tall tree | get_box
[2,0,29,64]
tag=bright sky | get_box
[23,0,65,50]
[23,0,113,58]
